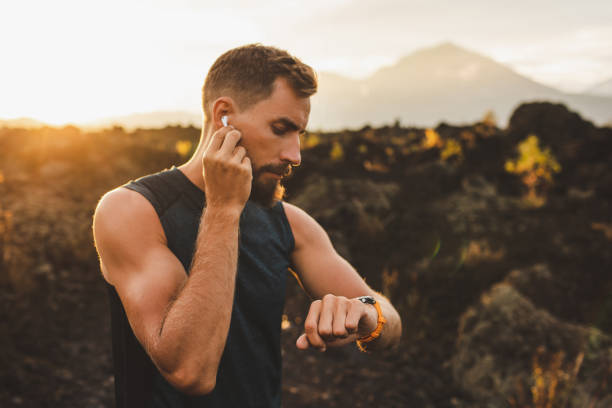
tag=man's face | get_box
[231,77,310,207]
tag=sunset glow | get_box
[2,0,611,126]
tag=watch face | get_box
[357,296,376,305]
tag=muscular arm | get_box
[94,189,241,394]
[284,202,402,352]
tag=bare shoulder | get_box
[95,186,157,219]
[282,201,330,251]
[281,201,310,228]
[94,187,164,245]
[93,187,167,283]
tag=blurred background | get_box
[1,1,611,407]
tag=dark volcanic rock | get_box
[452,283,612,407]
[502,263,567,316]
[508,102,595,146]
[290,176,399,277]
[1,106,611,407]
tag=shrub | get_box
[505,134,561,206]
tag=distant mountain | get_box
[584,77,612,97]
[81,111,201,131]
[309,42,612,130]
[0,118,48,128]
[6,43,610,131]
[0,113,201,131]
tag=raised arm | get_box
[93,126,251,395]
[283,202,402,353]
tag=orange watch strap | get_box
[356,300,387,352]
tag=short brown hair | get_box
[202,44,317,127]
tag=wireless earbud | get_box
[221,115,228,127]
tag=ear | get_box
[211,97,237,129]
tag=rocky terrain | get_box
[0,102,610,407]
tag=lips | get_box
[265,171,282,179]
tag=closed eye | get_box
[272,126,288,136]
[270,117,304,136]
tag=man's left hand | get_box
[296,294,378,352]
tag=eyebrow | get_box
[272,117,306,134]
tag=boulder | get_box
[452,283,612,407]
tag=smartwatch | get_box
[355,296,387,352]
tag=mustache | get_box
[256,163,293,177]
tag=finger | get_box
[205,127,231,153]
[230,145,247,163]
[345,300,362,335]
[241,156,252,171]
[296,333,310,350]
[218,130,242,156]
[332,297,349,338]
[318,294,335,342]
[304,300,326,350]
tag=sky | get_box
[1,0,611,125]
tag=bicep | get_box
[284,202,376,300]
[93,189,187,364]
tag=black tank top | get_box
[105,166,294,407]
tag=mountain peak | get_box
[368,41,501,85]
[398,41,486,65]
[428,41,466,52]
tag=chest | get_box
[162,200,291,294]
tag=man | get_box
[93,44,402,407]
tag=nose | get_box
[280,132,301,167]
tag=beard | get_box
[249,163,293,208]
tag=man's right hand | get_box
[202,126,252,211]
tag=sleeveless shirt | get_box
[105,166,294,407]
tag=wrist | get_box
[357,303,379,338]
[204,203,243,220]
[355,296,387,353]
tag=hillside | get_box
[585,77,612,97]
[0,118,48,129]
[1,102,611,407]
